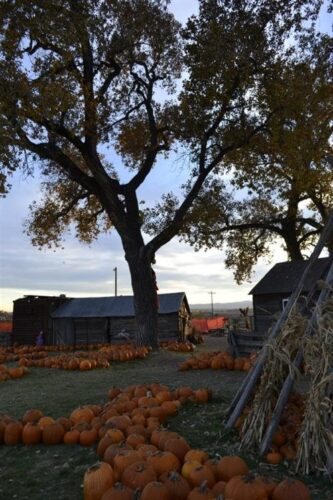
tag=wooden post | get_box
[225,211,333,430]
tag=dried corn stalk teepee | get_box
[240,307,307,449]
[226,212,333,473]
[296,294,333,476]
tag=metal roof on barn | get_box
[51,292,189,318]
[249,257,330,295]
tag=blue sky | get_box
[0,1,331,312]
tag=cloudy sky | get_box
[0,1,331,312]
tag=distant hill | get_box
[190,300,252,312]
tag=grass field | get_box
[0,337,332,499]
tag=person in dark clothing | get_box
[36,331,44,346]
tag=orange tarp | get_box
[191,318,209,333]
[207,317,226,330]
[191,316,226,333]
[0,322,12,333]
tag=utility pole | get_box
[113,267,117,296]
[209,291,216,317]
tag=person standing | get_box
[36,331,44,346]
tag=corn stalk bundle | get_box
[296,296,333,476]
[240,307,308,450]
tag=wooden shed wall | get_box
[53,313,183,345]
[253,293,288,335]
[253,291,317,335]
[12,296,67,345]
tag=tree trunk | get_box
[282,217,304,261]
[284,235,304,261]
[126,251,159,349]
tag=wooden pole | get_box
[225,211,333,430]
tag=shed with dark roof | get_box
[249,257,330,335]
[50,292,190,345]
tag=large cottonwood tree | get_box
[0,0,324,346]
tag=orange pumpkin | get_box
[63,429,81,445]
[38,416,56,430]
[126,432,146,449]
[105,428,125,444]
[163,436,190,461]
[22,409,44,424]
[113,449,142,480]
[184,449,209,464]
[80,428,98,446]
[137,444,159,460]
[181,460,202,480]
[103,443,133,467]
[211,480,227,496]
[83,462,115,500]
[266,451,283,465]
[56,416,72,432]
[42,422,65,445]
[194,389,211,403]
[101,482,134,500]
[106,415,131,432]
[216,455,249,481]
[272,478,311,500]
[159,470,191,500]
[79,359,92,371]
[147,450,181,476]
[254,476,277,497]
[224,474,268,500]
[22,423,42,445]
[140,481,170,500]
[187,464,215,488]
[121,461,157,490]
[4,421,23,445]
[187,481,215,500]
[70,406,95,425]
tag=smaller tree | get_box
[162,35,333,283]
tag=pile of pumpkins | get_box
[160,341,194,352]
[236,392,306,465]
[14,345,150,371]
[0,382,311,499]
[84,454,311,500]
[0,363,29,382]
[0,343,150,364]
[0,348,48,364]
[179,351,257,372]
[0,383,212,448]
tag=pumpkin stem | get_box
[243,472,257,483]
[133,488,141,500]
[198,480,210,493]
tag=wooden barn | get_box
[249,257,330,335]
[12,295,69,345]
[51,292,190,345]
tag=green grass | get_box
[0,343,331,499]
